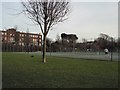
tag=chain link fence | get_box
[27,51,118,61]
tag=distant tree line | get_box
[2,32,119,53]
[45,33,78,52]
[46,33,119,52]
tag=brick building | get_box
[0,28,42,52]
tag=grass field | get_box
[2,52,118,88]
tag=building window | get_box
[34,39,36,42]
[22,43,24,46]
[22,38,24,41]
[19,43,21,45]
[33,39,35,42]
[2,32,4,35]
[10,37,14,41]
[10,34,12,36]
[39,36,41,38]
[20,34,22,37]
[5,37,7,40]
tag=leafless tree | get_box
[14,33,19,51]
[22,0,70,63]
[24,29,30,53]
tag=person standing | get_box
[104,48,110,60]
[104,48,109,54]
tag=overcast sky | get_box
[0,0,118,42]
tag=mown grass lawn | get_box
[2,52,118,88]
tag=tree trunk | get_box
[42,35,46,63]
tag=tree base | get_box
[42,58,46,63]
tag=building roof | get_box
[0,28,41,35]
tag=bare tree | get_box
[24,29,31,53]
[22,0,70,63]
[56,34,60,42]
[61,33,78,52]
[15,32,19,51]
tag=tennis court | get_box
[28,51,118,61]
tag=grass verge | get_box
[2,52,118,88]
